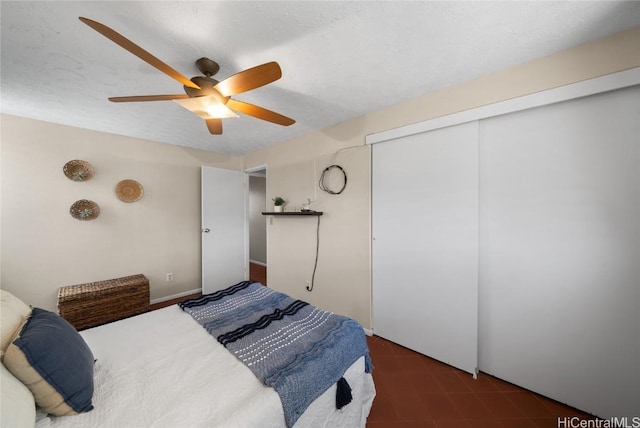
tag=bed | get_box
[0,282,375,428]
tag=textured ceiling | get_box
[2,1,639,156]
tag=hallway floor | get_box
[366,335,593,428]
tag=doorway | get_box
[247,167,267,285]
[201,166,247,294]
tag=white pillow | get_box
[1,289,32,356]
[1,362,36,428]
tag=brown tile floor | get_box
[366,335,593,428]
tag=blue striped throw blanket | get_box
[179,281,372,427]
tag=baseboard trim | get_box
[150,288,201,305]
[364,328,373,336]
[249,260,267,267]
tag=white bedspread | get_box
[36,306,375,428]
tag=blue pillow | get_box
[3,308,95,415]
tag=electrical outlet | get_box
[166,273,173,282]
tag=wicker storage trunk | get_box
[58,274,150,330]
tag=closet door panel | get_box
[478,86,640,418]
[372,121,479,375]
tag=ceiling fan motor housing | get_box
[184,76,228,103]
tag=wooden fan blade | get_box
[109,94,190,102]
[79,17,200,90]
[214,62,282,97]
[206,118,223,135]
[227,99,295,126]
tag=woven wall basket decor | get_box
[70,199,100,221]
[115,179,144,203]
[63,160,94,182]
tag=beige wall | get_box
[247,142,372,327]
[0,115,241,311]
[244,27,640,330]
[1,28,638,324]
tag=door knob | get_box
[202,228,210,233]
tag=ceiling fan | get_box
[79,17,295,135]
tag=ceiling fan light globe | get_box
[173,95,238,119]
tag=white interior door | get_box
[369,73,640,418]
[478,86,640,418]
[201,166,248,294]
[372,121,479,375]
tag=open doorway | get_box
[247,168,267,285]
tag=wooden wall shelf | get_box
[262,211,323,216]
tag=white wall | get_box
[0,115,241,311]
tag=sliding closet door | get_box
[372,121,478,375]
[478,86,640,418]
